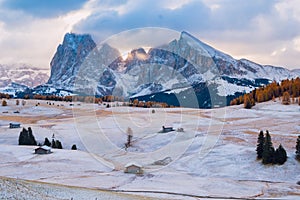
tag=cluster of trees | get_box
[2,99,27,106]
[33,94,73,102]
[231,78,300,108]
[129,99,172,108]
[256,130,287,165]
[33,94,126,104]
[43,135,77,150]
[43,135,63,149]
[2,91,173,109]
[18,128,78,150]
[16,99,26,106]
[18,127,37,146]
[0,92,10,99]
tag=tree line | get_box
[0,92,10,99]
[231,77,300,108]
[0,92,174,108]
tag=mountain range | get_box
[1,31,300,107]
[0,64,49,96]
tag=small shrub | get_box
[2,100,7,106]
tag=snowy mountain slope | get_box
[0,100,300,199]
[47,33,97,89]
[0,64,49,96]
[0,64,49,88]
[37,31,300,107]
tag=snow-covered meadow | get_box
[0,99,300,199]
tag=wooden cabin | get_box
[124,163,143,174]
[9,123,21,129]
[35,146,52,154]
[161,126,174,133]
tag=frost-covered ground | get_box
[0,99,300,199]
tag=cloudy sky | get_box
[0,0,300,69]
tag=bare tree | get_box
[125,127,133,149]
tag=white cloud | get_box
[293,36,300,52]
[0,1,93,68]
[1,0,300,70]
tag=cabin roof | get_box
[125,162,142,168]
[36,145,51,151]
[10,122,20,125]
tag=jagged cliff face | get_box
[43,31,300,107]
[47,33,97,87]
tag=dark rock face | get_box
[47,33,97,87]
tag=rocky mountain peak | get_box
[36,31,300,107]
[47,32,96,86]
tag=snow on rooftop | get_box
[124,162,143,168]
[37,145,51,151]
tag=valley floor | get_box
[0,99,300,199]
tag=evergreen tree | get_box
[18,128,27,145]
[51,139,57,148]
[262,130,275,164]
[71,144,77,150]
[274,144,287,165]
[256,130,265,159]
[296,135,300,160]
[27,127,37,145]
[18,127,37,145]
[56,140,63,149]
[44,137,51,146]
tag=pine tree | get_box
[274,144,287,165]
[18,128,27,145]
[44,137,51,146]
[71,144,77,150]
[296,135,300,160]
[28,127,37,145]
[51,139,57,148]
[256,130,265,159]
[56,140,63,149]
[262,130,275,164]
